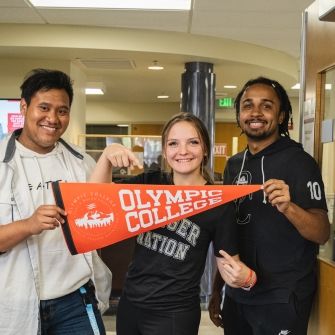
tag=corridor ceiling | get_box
[0,0,313,102]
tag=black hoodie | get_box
[224,136,328,304]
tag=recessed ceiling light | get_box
[85,82,105,95]
[157,94,169,99]
[223,85,237,89]
[291,83,300,89]
[291,83,300,90]
[85,88,104,95]
[148,60,164,70]
[28,0,192,10]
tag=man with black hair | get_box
[209,77,330,335]
[0,69,111,335]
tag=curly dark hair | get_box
[234,77,292,137]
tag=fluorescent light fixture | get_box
[291,83,300,90]
[29,0,191,10]
[157,94,169,99]
[85,88,104,95]
[148,60,164,70]
[85,81,105,95]
[117,124,129,127]
[223,85,237,89]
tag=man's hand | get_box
[208,289,223,327]
[25,205,66,235]
[262,178,291,213]
[216,250,256,288]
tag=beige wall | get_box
[65,62,87,144]
[0,57,300,144]
[0,58,84,144]
[86,101,179,125]
[86,96,300,142]
[0,58,70,98]
[0,23,299,79]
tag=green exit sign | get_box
[217,97,234,108]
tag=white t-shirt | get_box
[16,140,91,300]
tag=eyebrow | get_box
[242,98,274,104]
[38,102,70,109]
[167,136,200,141]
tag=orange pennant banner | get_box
[52,182,261,254]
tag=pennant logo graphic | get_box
[53,182,261,254]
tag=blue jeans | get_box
[40,282,106,335]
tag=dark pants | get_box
[40,282,106,335]
[116,294,201,335]
[222,293,314,335]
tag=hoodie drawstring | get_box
[261,156,267,204]
[237,149,248,185]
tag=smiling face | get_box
[238,83,284,150]
[19,88,70,154]
[164,120,205,181]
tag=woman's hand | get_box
[90,143,143,183]
[102,143,143,169]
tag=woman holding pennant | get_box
[90,112,256,335]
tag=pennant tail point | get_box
[52,181,78,255]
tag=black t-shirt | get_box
[116,171,238,311]
[224,137,328,304]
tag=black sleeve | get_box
[288,154,328,211]
[115,173,146,184]
[115,171,169,185]
[213,201,238,257]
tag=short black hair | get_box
[20,68,74,106]
[234,76,292,137]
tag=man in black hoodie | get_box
[209,77,330,335]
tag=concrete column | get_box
[181,62,216,174]
[181,61,216,307]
